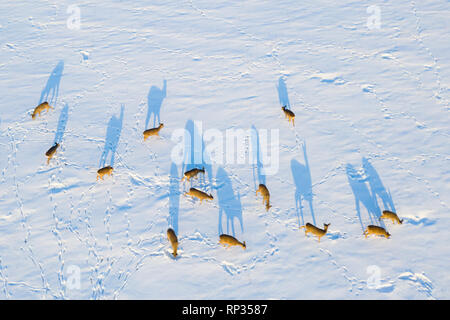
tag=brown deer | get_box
[185,187,213,203]
[364,225,390,239]
[182,167,205,182]
[380,210,403,225]
[256,184,271,211]
[97,166,113,180]
[167,228,178,257]
[143,123,164,141]
[282,106,295,126]
[32,102,53,119]
[300,223,330,242]
[45,143,59,164]
[219,234,246,249]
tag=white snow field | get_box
[0,0,449,299]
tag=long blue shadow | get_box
[145,80,167,129]
[168,162,180,234]
[39,60,64,106]
[362,157,396,213]
[251,125,266,189]
[277,76,290,109]
[182,119,213,186]
[290,143,315,226]
[54,104,69,144]
[346,163,384,231]
[99,105,124,168]
[216,167,243,237]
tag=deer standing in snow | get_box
[32,102,53,119]
[256,184,272,211]
[185,187,213,203]
[97,166,113,180]
[167,228,178,257]
[282,106,295,126]
[143,123,164,141]
[300,223,330,242]
[45,143,59,164]
[182,167,205,182]
[364,225,390,239]
[380,210,403,225]
[219,234,246,249]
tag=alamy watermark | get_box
[66,265,81,290]
[367,5,381,30]
[170,121,280,175]
[67,5,81,30]
[366,265,381,289]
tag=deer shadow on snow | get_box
[362,157,396,214]
[99,105,124,168]
[145,80,167,129]
[251,125,266,189]
[277,76,291,110]
[346,158,394,231]
[40,60,64,107]
[168,162,180,234]
[54,103,69,144]
[216,167,244,237]
[290,143,316,227]
[181,119,213,188]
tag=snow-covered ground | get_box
[0,0,449,299]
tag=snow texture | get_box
[0,0,449,299]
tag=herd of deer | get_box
[32,100,402,258]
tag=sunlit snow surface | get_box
[0,0,449,299]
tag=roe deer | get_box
[32,102,53,119]
[143,123,164,141]
[380,210,403,225]
[256,184,272,211]
[97,166,113,180]
[282,106,295,126]
[219,234,246,249]
[185,187,213,203]
[182,167,205,182]
[300,223,330,242]
[364,225,390,239]
[45,143,59,164]
[167,228,178,257]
